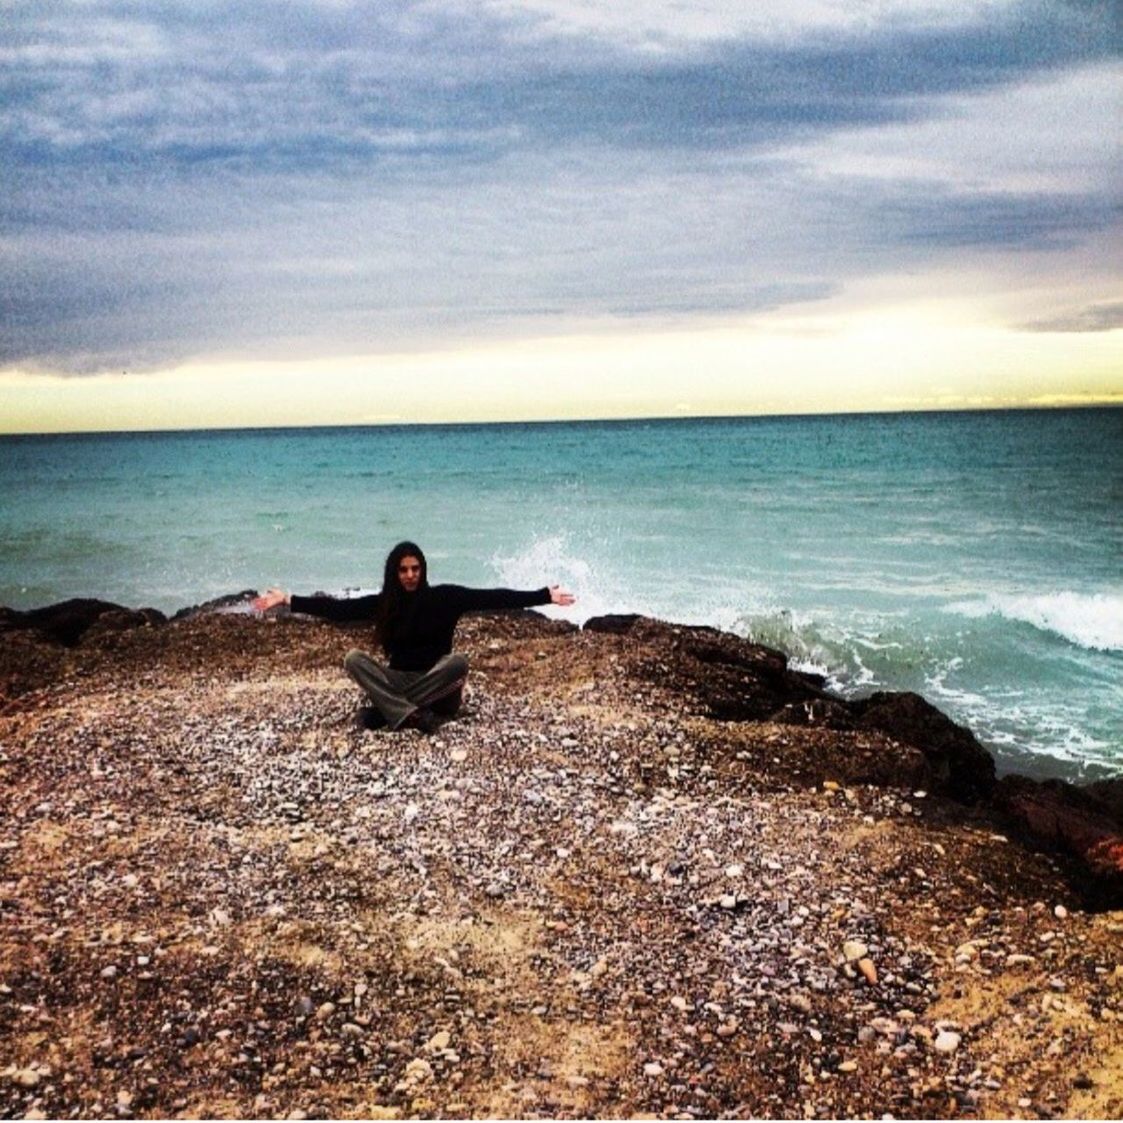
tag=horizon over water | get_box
[2,406,1120,783]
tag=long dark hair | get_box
[376,540,427,651]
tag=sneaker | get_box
[356,706,387,731]
[406,707,441,734]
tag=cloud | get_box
[1020,300,1123,333]
[3,0,1112,166]
[1,0,1119,375]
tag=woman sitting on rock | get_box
[253,540,575,732]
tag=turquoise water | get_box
[2,409,1120,781]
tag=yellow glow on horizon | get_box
[2,300,1120,434]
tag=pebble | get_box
[403,1058,433,1083]
[11,1069,41,1088]
[644,1062,664,1077]
[425,1030,451,1052]
[858,958,878,985]
[100,966,118,979]
[450,749,468,763]
[1054,905,1068,920]
[842,940,868,962]
[670,996,689,1012]
[934,1031,961,1054]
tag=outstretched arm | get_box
[447,584,576,613]
[252,587,380,622]
[253,587,290,612]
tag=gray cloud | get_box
[1,0,1119,373]
[4,0,1112,166]
[1020,300,1123,332]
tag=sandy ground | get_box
[2,609,1121,1119]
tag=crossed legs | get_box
[343,649,468,730]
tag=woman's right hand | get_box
[253,587,290,613]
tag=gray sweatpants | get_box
[343,648,469,729]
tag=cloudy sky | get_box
[2,0,1120,431]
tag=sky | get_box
[1,0,1120,432]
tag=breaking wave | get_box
[947,592,1123,653]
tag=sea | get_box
[2,408,1120,783]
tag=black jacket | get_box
[290,583,550,671]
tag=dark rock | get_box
[0,598,167,647]
[995,775,1123,907]
[770,699,854,729]
[84,607,167,645]
[849,691,996,803]
[708,723,931,793]
[682,632,791,680]
[584,614,644,634]
[172,590,259,620]
[610,617,828,722]
[1082,779,1123,822]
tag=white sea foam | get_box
[490,535,611,624]
[733,608,877,693]
[947,591,1123,652]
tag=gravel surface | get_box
[2,609,1121,1119]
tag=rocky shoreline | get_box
[2,597,1121,1119]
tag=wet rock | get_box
[850,691,996,802]
[583,615,644,635]
[172,590,259,619]
[772,699,854,728]
[996,775,1123,906]
[0,598,166,647]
